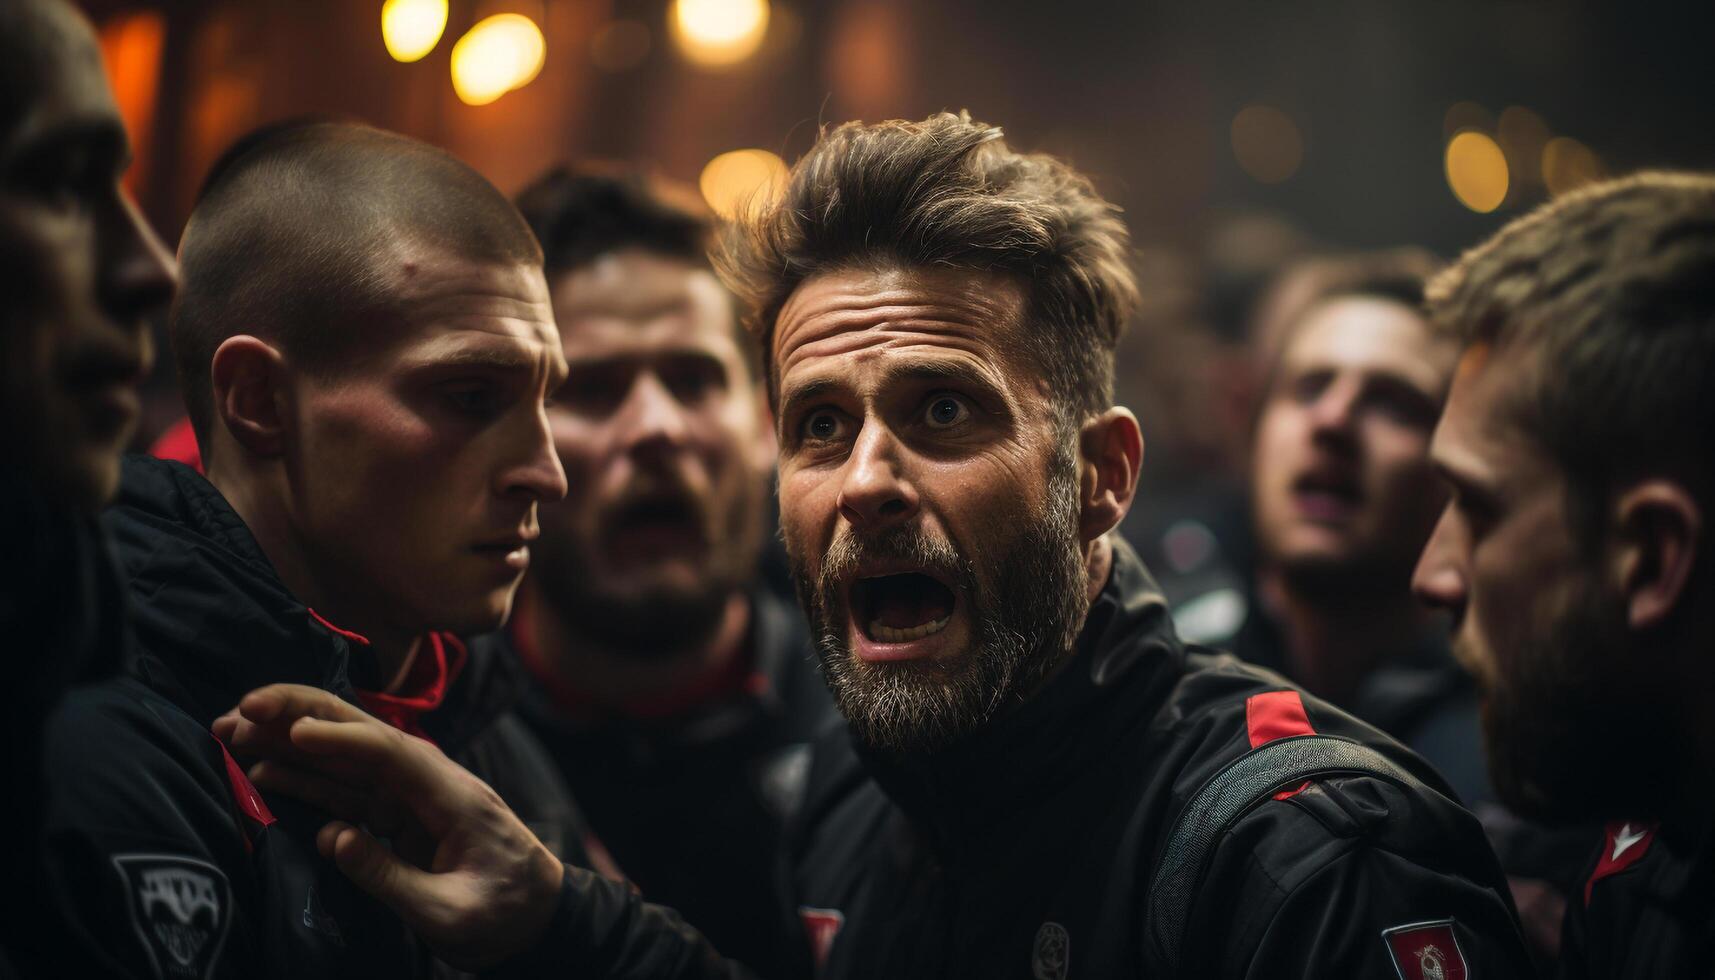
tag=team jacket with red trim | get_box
[1557,816,1715,980]
[33,454,588,979]
[495,537,1535,979]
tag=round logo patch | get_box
[1032,921,1070,980]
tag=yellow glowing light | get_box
[1445,130,1509,213]
[450,13,546,106]
[381,0,448,63]
[671,0,770,67]
[1230,105,1304,184]
[1542,136,1602,197]
[699,148,788,219]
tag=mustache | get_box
[814,525,975,607]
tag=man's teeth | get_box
[867,615,952,643]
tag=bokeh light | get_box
[381,0,448,63]
[671,0,770,68]
[1230,105,1304,184]
[1445,129,1509,213]
[1542,136,1603,197]
[699,148,788,218]
[450,13,546,106]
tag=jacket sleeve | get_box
[1184,776,1538,979]
[485,867,763,980]
[36,681,262,980]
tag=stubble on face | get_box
[795,437,1088,754]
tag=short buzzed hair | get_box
[1427,171,1715,539]
[171,121,541,453]
[717,110,1139,424]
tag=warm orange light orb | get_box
[699,148,788,218]
[671,0,770,67]
[381,0,448,63]
[450,13,546,106]
[1445,130,1509,213]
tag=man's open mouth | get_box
[850,571,958,644]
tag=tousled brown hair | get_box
[1426,171,1715,539]
[716,111,1139,424]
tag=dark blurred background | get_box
[78,0,1715,483]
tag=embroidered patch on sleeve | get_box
[1381,918,1468,980]
[111,854,233,980]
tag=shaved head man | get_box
[40,121,568,977]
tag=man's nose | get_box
[1411,506,1467,614]
[501,402,570,504]
[617,371,690,461]
[1308,377,1360,442]
[836,422,918,532]
[102,191,178,325]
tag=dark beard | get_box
[1478,578,1684,825]
[794,450,1087,754]
[530,481,765,656]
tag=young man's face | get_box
[772,265,1090,752]
[1413,341,1643,822]
[0,0,176,511]
[288,248,568,644]
[1251,296,1454,588]
[533,249,770,651]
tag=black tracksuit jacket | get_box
[502,538,1536,979]
[35,454,583,979]
[1558,816,1715,979]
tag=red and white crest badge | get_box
[1381,919,1468,980]
[798,907,845,972]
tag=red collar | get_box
[308,607,467,741]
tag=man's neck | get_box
[525,588,752,713]
[208,462,418,683]
[1261,568,1430,706]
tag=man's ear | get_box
[1613,480,1703,631]
[209,335,290,458]
[1078,407,1144,544]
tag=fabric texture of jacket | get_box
[500,587,833,977]
[501,537,1535,979]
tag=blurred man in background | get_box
[0,0,178,972]
[1239,251,1485,799]
[1416,172,1715,980]
[506,167,832,974]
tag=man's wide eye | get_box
[925,395,969,429]
[803,410,846,442]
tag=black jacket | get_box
[502,588,834,976]
[1557,816,1715,979]
[504,538,1534,979]
[36,454,579,978]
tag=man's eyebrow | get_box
[777,377,843,418]
[408,345,545,376]
[877,358,1005,393]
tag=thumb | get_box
[318,821,434,914]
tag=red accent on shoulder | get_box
[1272,780,1312,801]
[1245,690,1315,749]
[1584,819,1658,906]
[148,416,203,474]
[799,907,845,971]
[213,737,275,852]
[1381,919,1468,980]
[307,608,371,647]
[353,632,468,742]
